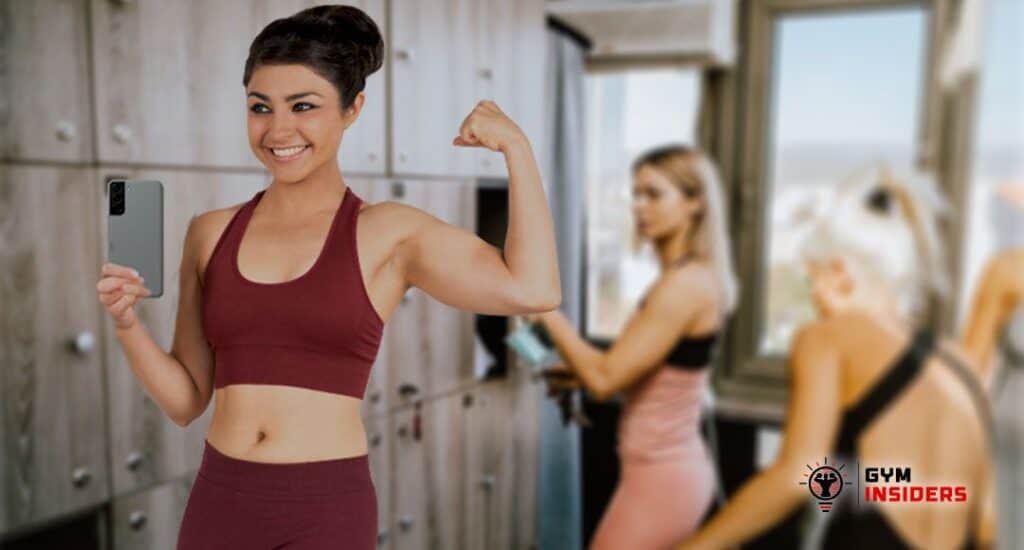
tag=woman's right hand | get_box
[541,363,581,396]
[97,262,152,330]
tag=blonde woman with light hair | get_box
[528,144,738,549]
[679,165,995,550]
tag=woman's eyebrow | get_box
[246,91,323,101]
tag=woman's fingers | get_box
[102,262,142,281]
[99,290,123,307]
[455,112,480,146]
[550,380,581,392]
[97,277,150,296]
[120,283,152,297]
[110,293,136,316]
[97,264,145,331]
[453,135,480,147]
[542,366,581,392]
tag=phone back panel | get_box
[108,180,164,297]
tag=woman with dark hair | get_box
[95,5,559,549]
[529,145,739,548]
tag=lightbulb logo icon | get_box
[798,457,853,512]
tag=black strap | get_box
[837,329,935,454]
[931,345,994,548]
[835,331,991,548]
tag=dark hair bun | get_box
[243,4,385,109]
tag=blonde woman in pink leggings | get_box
[528,144,738,549]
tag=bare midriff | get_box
[205,383,367,463]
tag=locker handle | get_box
[397,382,419,397]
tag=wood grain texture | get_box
[388,391,467,550]
[475,0,547,178]
[390,0,480,177]
[110,475,192,550]
[1,0,95,162]
[0,165,109,533]
[382,179,478,405]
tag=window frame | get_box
[712,0,969,421]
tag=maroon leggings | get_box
[176,439,376,549]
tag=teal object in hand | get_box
[506,322,556,368]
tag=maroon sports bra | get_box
[201,186,383,399]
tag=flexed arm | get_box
[391,101,561,314]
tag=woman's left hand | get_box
[452,100,526,153]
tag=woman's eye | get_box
[248,103,317,114]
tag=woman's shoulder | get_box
[355,199,436,243]
[191,200,247,244]
[789,310,879,355]
[642,259,719,315]
[188,200,249,276]
[662,257,717,294]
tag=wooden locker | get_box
[474,0,548,179]
[461,373,542,549]
[0,165,110,533]
[389,0,479,177]
[110,476,193,550]
[1,0,95,163]
[389,392,467,550]
[388,405,427,550]
[462,381,511,550]
[379,179,476,404]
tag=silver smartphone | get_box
[107,179,164,298]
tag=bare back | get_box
[825,313,989,549]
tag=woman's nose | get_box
[267,112,297,135]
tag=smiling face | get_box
[245,64,362,181]
[631,163,703,242]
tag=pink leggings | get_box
[176,439,376,549]
[589,456,716,549]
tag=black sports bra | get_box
[663,332,718,369]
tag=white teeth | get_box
[271,145,308,157]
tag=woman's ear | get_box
[342,92,366,129]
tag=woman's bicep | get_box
[394,212,542,315]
